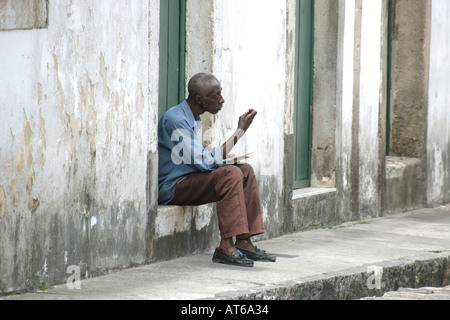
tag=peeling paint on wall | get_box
[15,111,33,177]
[7,164,16,207]
[14,111,40,213]
[38,108,46,168]
[0,186,5,217]
[427,0,450,206]
[358,0,382,217]
[53,54,65,109]
[100,53,110,100]
[136,83,144,116]
[37,82,42,105]
[0,0,152,293]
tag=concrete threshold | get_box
[292,187,336,200]
[2,205,449,300]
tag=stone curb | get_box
[212,252,450,300]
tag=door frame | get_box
[159,0,186,119]
[293,0,314,189]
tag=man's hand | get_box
[238,109,257,132]
[221,109,257,159]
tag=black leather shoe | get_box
[212,248,254,267]
[235,246,277,262]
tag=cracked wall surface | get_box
[0,1,153,292]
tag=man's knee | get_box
[221,165,244,180]
[238,163,253,174]
[213,166,245,195]
[235,164,257,181]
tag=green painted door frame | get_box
[386,0,393,155]
[159,0,186,119]
[293,0,314,189]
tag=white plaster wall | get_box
[336,0,385,218]
[358,0,383,216]
[0,0,152,291]
[0,0,151,216]
[210,0,287,233]
[148,0,160,155]
[211,1,286,196]
[336,0,356,215]
[427,0,450,206]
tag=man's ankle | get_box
[219,238,236,256]
[235,237,256,252]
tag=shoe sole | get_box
[212,257,254,267]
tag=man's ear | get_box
[194,94,203,105]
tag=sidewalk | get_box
[2,205,449,300]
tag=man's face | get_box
[199,85,224,115]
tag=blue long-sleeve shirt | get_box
[158,100,224,204]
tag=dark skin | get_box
[186,82,258,256]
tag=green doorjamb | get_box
[293,0,314,189]
[386,0,393,155]
[159,0,186,119]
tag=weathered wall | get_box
[211,0,289,238]
[0,0,48,31]
[387,0,449,208]
[0,1,153,292]
[335,0,389,221]
[387,0,431,212]
[311,0,339,189]
[357,0,385,217]
[427,0,450,206]
[389,0,430,163]
[385,157,424,213]
[336,0,356,220]
[145,0,161,262]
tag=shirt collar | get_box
[180,100,202,131]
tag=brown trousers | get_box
[169,164,265,239]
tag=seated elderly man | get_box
[158,73,276,267]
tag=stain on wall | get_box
[0,0,48,31]
[0,186,5,217]
[14,112,40,213]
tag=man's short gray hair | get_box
[188,73,220,97]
